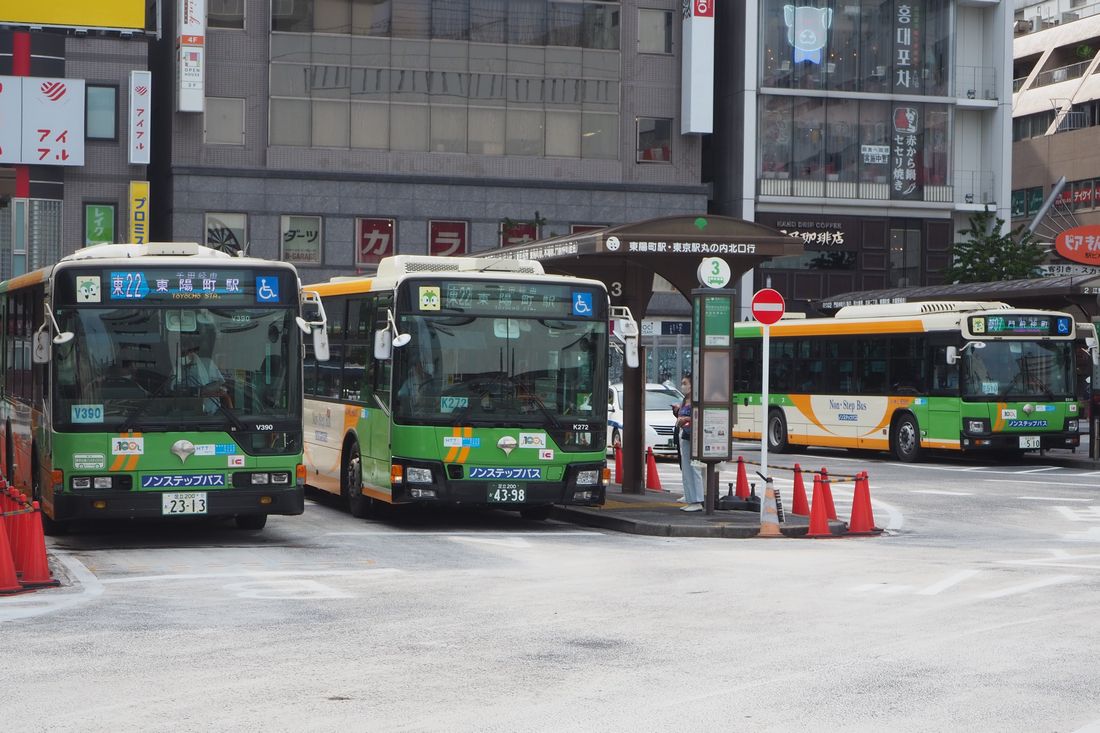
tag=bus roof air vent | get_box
[376,255,544,278]
[61,242,230,262]
[833,301,1011,319]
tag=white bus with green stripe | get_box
[0,242,328,533]
[731,301,1090,461]
[302,256,638,520]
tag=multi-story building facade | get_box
[1012,0,1100,268]
[151,0,709,282]
[710,0,1013,311]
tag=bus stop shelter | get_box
[476,215,803,494]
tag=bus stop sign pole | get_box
[750,288,785,512]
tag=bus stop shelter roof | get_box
[480,215,804,306]
[815,274,1100,321]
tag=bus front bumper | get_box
[960,433,1080,451]
[47,486,305,521]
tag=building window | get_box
[636,117,671,163]
[205,212,248,255]
[281,215,323,265]
[208,0,244,29]
[204,97,245,145]
[888,223,921,288]
[86,85,118,141]
[638,9,672,54]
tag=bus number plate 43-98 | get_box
[162,492,208,515]
[488,484,526,503]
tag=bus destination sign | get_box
[967,314,1073,338]
[94,269,283,304]
[414,280,603,319]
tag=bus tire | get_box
[32,449,68,536]
[342,441,371,519]
[767,409,790,453]
[234,514,268,530]
[892,414,923,463]
[520,505,553,521]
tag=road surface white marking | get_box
[1054,506,1100,521]
[916,569,982,595]
[1001,550,1100,570]
[1015,466,1062,474]
[1018,496,1090,502]
[1071,718,1100,733]
[450,536,532,548]
[0,553,103,621]
[100,568,400,584]
[324,530,599,537]
[975,574,1079,600]
[223,579,354,600]
[911,489,974,496]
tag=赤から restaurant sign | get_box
[1055,225,1100,264]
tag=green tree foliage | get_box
[943,208,1046,283]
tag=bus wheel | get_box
[520,505,553,521]
[892,414,923,463]
[342,442,371,518]
[767,410,790,453]
[234,514,268,530]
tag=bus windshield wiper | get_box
[119,376,174,432]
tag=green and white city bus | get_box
[731,301,1092,462]
[0,242,328,533]
[303,255,638,520]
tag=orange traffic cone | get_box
[758,477,784,537]
[614,445,622,485]
[0,515,27,594]
[645,447,663,491]
[17,502,58,589]
[847,472,881,535]
[806,474,832,538]
[735,456,750,498]
[820,468,837,521]
[791,464,809,516]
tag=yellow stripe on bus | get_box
[445,426,460,463]
[305,279,376,297]
[457,426,473,463]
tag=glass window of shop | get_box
[758,95,951,189]
[759,0,951,96]
[269,2,620,158]
[889,222,921,287]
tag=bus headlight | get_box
[964,419,989,435]
[1066,419,1080,433]
[576,470,599,486]
[72,477,91,490]
[406,467,433,484]
[93,477,113,489]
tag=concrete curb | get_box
[550,506,849,539]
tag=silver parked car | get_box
[606,382,684,458]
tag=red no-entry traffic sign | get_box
[751,288,785,325]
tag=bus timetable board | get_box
[53,268,295,306]
[400,279,606,319]
[966,313,1074,339]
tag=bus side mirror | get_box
[312,327,330,363]
[945,346,958,365]
[1088,337,1099,366]
[611,305,640,369]
[374,329,392,361]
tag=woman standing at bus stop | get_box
[676,374,705,511]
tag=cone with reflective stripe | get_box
[735,456,750,498]
[758,477,784,537]
[806,474,832,538]
[790,464,809,515]
[614,445,622,485]
[847,472,882,535]
[17,502,58,589]
[0,515,27,595]
[645,447,663,491]
[820,468,837,521]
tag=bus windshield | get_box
[53,306,299,431]
[393,314,607,432]
[962,340,1074,401]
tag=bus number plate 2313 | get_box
[162,492,208,515]
[488,483,526,503]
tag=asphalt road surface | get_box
[4,447,1100,732]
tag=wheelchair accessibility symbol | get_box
[256,277,280,303]
[572,291,593,317]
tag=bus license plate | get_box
[1019,436,1041,450]
[488,483,526,503]
[162,492,208,515]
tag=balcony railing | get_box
[1032,59,1092,88]
[955,66,997,100]
[757,169,993,205]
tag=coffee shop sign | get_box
[779,229,845,246]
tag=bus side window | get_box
[342,298,371,403]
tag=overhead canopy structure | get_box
[816,274,1100,321]
[476,215,804,494]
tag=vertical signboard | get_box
[429,220,468,257]
[355,217,395,268]
[85,203,116,245]
[129,70,151,165]
[893,2,922,93]
[0,78,22,163]
[177,0,206,112]
[680,0,715,134]
[17,77,85,166]
[891,105,921,201]
[128,181,150,245]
